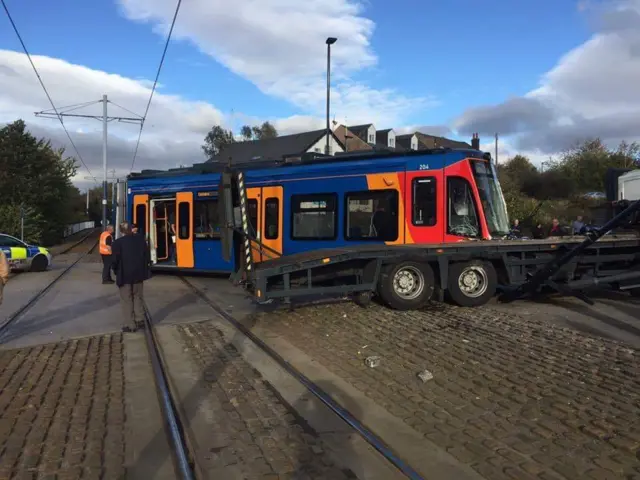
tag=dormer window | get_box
[369,134,374,143]
[389,138,394,147]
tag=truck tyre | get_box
[629,287,640,298]
[447,260,497,307]
[378,261,434,310]
[31,254,48,272]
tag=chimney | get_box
[471,133,480,150]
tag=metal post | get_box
[86,189,89,215]
[494,133,499,165]
[102,94,108,230]
[325,37,337,156]
[20,205,24,242]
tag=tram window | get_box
[412,177,437,226]
[447,176,480,237]
[291,194,337,240]
[178,202,190,239]
[193,200,220,239]
[247,199,258,236]
[345,190,398,241]
[264,198,279,240]
[135,204,146,235]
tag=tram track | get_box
[159,275,424,480]
[0,229,100,340]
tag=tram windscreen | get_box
[472,160,510,237]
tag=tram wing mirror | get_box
[218,171,234,262]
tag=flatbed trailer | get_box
[244,234,640,309]
[215,157,640,310]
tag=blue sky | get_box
[1,0,638,183]
[0,0,590,127]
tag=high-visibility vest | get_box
[99,231,112,255]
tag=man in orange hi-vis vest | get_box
[100,225,115,284]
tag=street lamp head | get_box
[326,37,337,45]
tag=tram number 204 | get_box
[418,164,430,170]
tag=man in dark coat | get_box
[111,222,151,332]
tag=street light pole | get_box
[325,37,337,156]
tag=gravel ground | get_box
[249,301,640,480]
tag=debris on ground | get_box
[417,369,434,382]
[364,356,380,368]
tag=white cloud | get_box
[0,49,332,189]
[117,0,431,126]
[453,0,640,156]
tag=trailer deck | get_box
[247,233,640,308]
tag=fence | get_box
[63,221,95,238]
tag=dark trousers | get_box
[101,255,113,281]
[119,282,144,328]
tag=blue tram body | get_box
[125,148,509,274]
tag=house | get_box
[333,125,373,152]
[415,132,472,150]
[376,129,396,149]
[209,128,345,163]
[346,124,377,145]
[396,133,420,151]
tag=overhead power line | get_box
[1,0,97,183]
[130,0,183,174]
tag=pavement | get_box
[0,255,638,480]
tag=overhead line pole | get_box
[36,97,143,229]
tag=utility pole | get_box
[325,37,337,156]
[495,133,499,166]
[102,95,108,231]
[35,96,144,230]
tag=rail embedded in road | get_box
[179,275,426,480]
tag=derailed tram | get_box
[121,146,510,274]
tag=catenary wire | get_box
[129,0,182,174]
[1,0,97,184]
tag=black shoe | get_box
[103,279,115,284]
[122,325,138,333]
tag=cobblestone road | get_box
[0,335,125,479]
[176,323,357,480]
[253,302,640,480]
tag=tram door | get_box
[133,194,149,239]
[245,186,283,263]
[175,192,194,268]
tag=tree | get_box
[202,125,235,160]
[240,121,278,141]
[0,120,80,244]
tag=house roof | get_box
[346,124,374,141]
[376,128,394,146]
[209,129,345,163]
[395,133,416,150]
[333,125,372,152]
[415,132,471,150]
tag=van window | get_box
[135,204,146,235]
[193,200,220,239]
[264,198,279,240]
[345,190,398,241]
[447,176,480,237]
[178,201,190,239]
[412,177,437,226]
[292,194,337,240]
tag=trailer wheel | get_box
[447,261,497,307]
[378,261,434,310]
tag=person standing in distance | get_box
[99,225,115,284]
[111,222,151,332]
[0,249,9,306]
